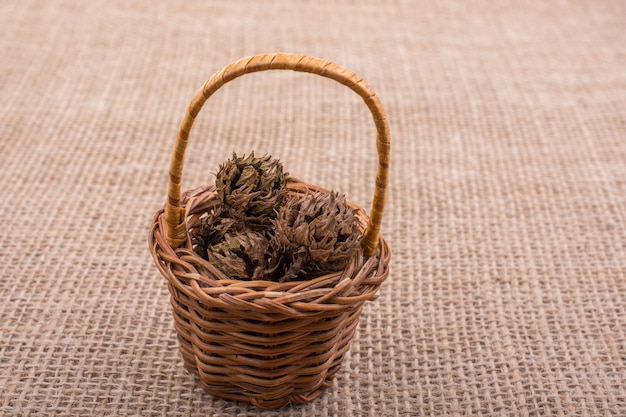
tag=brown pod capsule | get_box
[206,230,271,281]
[274,190,361,280]
[215,152,288,227]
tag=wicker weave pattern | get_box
[148,54,391,408]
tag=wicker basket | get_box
[148,53,391,409]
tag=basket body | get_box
[149,180,390,408]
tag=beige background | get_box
[1,1,625,416]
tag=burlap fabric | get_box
[1,1,624,416]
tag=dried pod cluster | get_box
[193,153,361,282]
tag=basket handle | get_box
[165,53,391,257]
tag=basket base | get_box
[197,377,332,409]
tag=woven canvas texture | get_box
[1,0,625,416]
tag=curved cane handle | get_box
[165,53,390,257]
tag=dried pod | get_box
[206,230,271,281]
[267,232,307,282]
[215,152,288,227]
[274,191,361,278]
[192,208,241,258]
